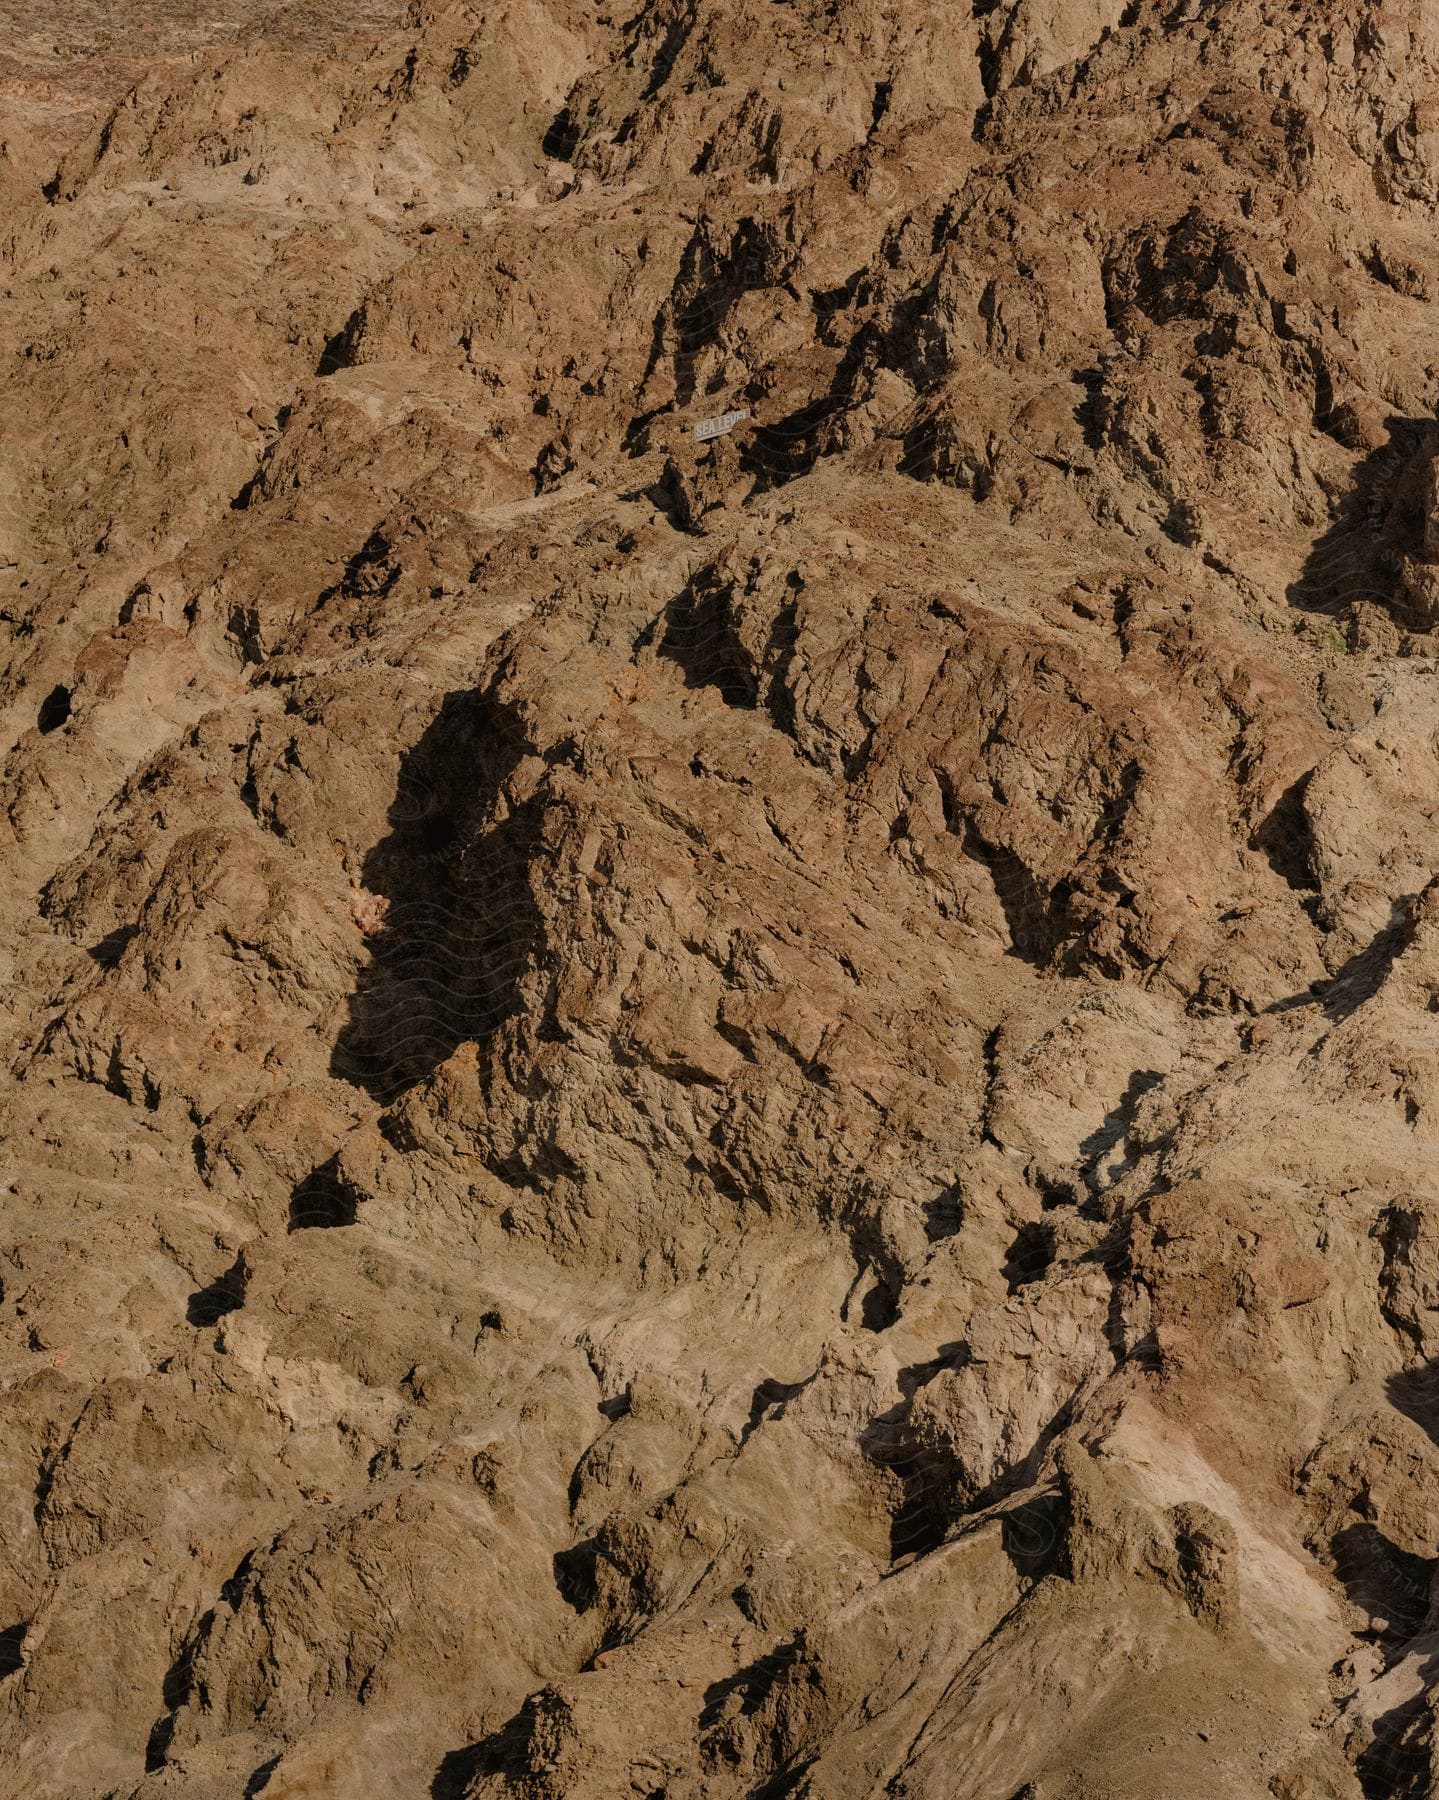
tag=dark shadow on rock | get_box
[87,923,137,968]
[640,0,698,99]
[243,1757,281,1797]
[859,1274,900,1331]
[289,1154,360,1231]
[1000,1488,1068,1583]
[1320,897,1415,1023]
[431,1699,546,1799]
[315,308,362,376]
[37,683,71,734]
[552,1538,602,1612]
[324,528,398,606]
[186,1252,249,1325]
[1077,1066,1165,1184]
[923,1180,963,1240]
[144,1608,214,1771]
[959,820,1068,968]
[700,1634,803,1733]
[657,563,803,727]
[860,1347,970,1561]
[638,461,703,535]
[431,1733,507,1799]
[737,1373,814,1449]
[541,102,581,161]
[659,565,760,705]
[330,686,543,1103]
[1262,896,1416,1022]
[1331,1522,1435,1641]
[751,1760,818,1799]
[664,216,782,408]
[1251,770,1319,894]
[1002,1220,1057,1293]
[1355,1647,1439,1800]
[1388,1364,1439,1446]
[1287,414,1434,624]
[742,324,882,492]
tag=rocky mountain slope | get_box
[7,0,1439,1793]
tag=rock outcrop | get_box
[8,0,1439,1793]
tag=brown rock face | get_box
[10,0,1439,1793]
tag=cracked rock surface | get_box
[8,0,1439,1794]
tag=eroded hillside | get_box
[7,1,1439,1794]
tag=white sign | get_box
[694,407,749,443]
